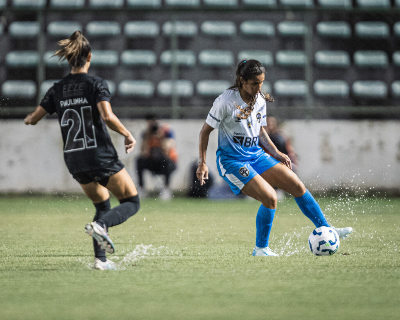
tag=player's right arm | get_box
[197,122,214,186]
[24,106,48,125]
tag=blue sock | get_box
[256,205,275,248]
[295,190,330,228]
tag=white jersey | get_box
[206,89,267,160]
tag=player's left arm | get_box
[259,126,292,169]
[24,106,48,125]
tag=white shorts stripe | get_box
[225,173,245,190]
[218,156,226,176]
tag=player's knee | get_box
[291,181,307,198]
[261,191,277,209]
[119,195,140,217]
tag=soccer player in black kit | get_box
[24,31,140,270]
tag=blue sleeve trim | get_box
[208,113,220,122]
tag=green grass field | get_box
[1,195,399,320]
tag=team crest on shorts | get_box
[239,166,249,177]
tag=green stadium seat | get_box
[165,0,200,7]
[356,0,390,8]
[89,0,124,8]
[124,21,159,38]
[277,21,306,37]
[86,22,121,37]
[243,0,277,7]
[44,51,69,67]
[160,50,196,67]
[198,50,234,67]
[157,80,194,97]
[352,81,388,98]
[0,0,5,8]
[47,21,83,37]
[2,80,37,99]
[196,80,231,96]
[316,22,351,38]
[40,80,59,97]
[0,24,3,35]
[273,80,308,97]
[393,51,400,66]
[317,0,352,8]
[105,80,116,96]
[315,51,350,68]
[396,0,400,7]
[355,22,389,39]
[162,21,198,37]
[392,81,400,97]
[276,50,306,67]
[9,22,39,38]
[118,80,155,98]
[121,50,157,67]
[203,0,238,7]
[240,21,275,37]
[12,0,45,8]
[50,0,85,8]
[314,80,349,97]
[262,82,272,94]
[201,21,236,37]
[394,22,400,37]
[238,51,273,67]
[354,51,388,68]
[90,50,119,67]
[6,51,38,68]
[280,0,313,8]
[127,0,161,7]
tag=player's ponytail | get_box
[54,31,91,69]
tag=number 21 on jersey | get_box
[61,106,97,153]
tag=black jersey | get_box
[40,73,119,174]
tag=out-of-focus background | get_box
[0,0,399,195]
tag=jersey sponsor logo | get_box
[63,83,84,97]
[233,135,259,147]
[239,166,250,177]
[256,113,261,123]
[60,97,89,108]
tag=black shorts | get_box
[72,160,125,187]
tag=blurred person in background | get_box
[136,114,178,200]
[24,31,140,270]
[196,59,352,257]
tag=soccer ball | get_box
[308,226,340,256]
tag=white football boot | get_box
[93,258,117,270]
[252,246,279,257]
[332,226,353,239]
[85,222,115,254]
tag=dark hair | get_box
[54,31,91,69]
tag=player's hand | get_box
[196,163,209,186]
[125,133,136,154]
[24,113,35,125]
[274,151,292,170]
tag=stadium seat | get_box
[160,50,196,67]
[118,80,155,98]
[165,0,200,7]
[89,0,124,8]
[393,51,400,66]
[262,82,272,94]
[276,51,306,67]
[162,21,198,37]
[277,21,306,37]
[121,50,157,67]
[392,81,400,97]
[314,51,350,68]
[0,24,3,35]
[316,21,351,38]
[126,0,161,7]
[273,80,308,97]
[40,80,59,97]
[396,0,400,7]
[394,22,400,37]
[86,22,121,37]
[105,80,116,96]
[12,0,45,8]
[43,51,69,67]
[354,51,388,68]
[90,50,119,67]
[201,21,236,37]
[352,81,388,98]
[196,80,231,96]
[50,0,85,8]
[314,80,349,97]
[356,0,390,8]
[317,0,352,8]
[240,21,275,37]
[280,0,313,8]
[242,0,277,7]
[355,22,390,39]
[198,50,234,67]
[2,80,37,99]
[47,21,83,37]
[0,0,5,8]
[203,0,238,7]
[237,51,273,67]
[157,80,194,97]
[6,51,38,68]
[9,22,39,38]
[124,21,159,38]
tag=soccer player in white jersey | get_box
[196,60,352,256]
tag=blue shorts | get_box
[216,153,280,195]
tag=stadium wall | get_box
[0,119,399,194]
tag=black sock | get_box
[97,195,140,229]
[92,199,111,262]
